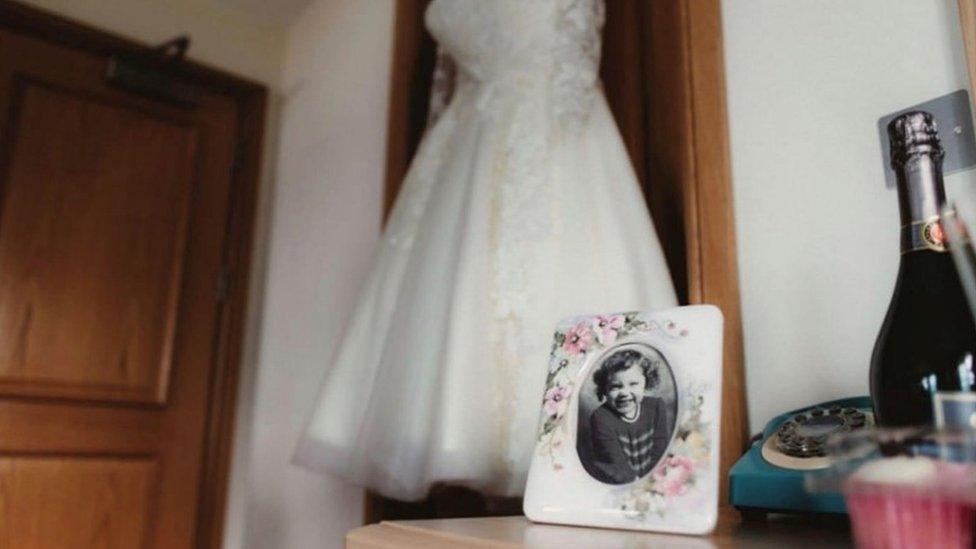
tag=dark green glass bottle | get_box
[869,111,976,427]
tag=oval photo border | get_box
[574,340,680,485]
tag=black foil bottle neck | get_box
[894,154,946,227]
[888,111,946,227]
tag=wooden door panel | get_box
[0,456,156,548]
[0,79,197,404]
[0,13,248,547]
[0,401,160,453]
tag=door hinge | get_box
[217,267,232,301]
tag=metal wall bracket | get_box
[878,90,976,188]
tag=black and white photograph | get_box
[576,343,678,485]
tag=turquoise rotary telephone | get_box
[728,396,874,516]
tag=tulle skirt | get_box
[293,87,677,501]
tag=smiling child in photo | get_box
[589,349,669,484]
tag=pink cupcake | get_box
[843,457,976,549]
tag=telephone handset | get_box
[729,396,874,515]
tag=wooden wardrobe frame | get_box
[380,0,747,519]
[0,3,267,547]
[957,0,976,97]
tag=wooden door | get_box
[0,14,253,549]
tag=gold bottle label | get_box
[901,216,947,254]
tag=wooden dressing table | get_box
[347,508,852,548]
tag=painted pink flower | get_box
[592,314,625,345]
[562,323,594,355]
[543,386,571,417]
[654,456,695,497]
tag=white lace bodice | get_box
[424,0,605,128]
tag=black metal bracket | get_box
[106,35,199,107]
[155,35,190,62]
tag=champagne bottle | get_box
[870,111,976,427]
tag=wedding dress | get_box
[294,0,677,501]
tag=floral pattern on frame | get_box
[525,306,723,534]
[537,312,690,471]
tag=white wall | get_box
[239,1,393,548]
[723,0,976,431]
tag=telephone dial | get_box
[728,396,874,516]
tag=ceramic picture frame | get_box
[523,305,724,534]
